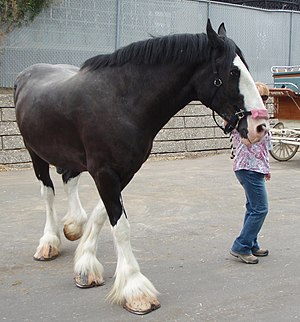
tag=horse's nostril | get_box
[257,124,266,133]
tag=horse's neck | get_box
[129,63,196,135]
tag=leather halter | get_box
[212,108,251,134]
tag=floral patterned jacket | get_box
[231,129,272,175]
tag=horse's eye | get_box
[230,69,240,77]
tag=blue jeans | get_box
[231,170,268,255]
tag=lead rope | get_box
[212,110,226,132]
[212,110,235,159]
[229,133,235,159]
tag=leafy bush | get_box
[0,0,53,37]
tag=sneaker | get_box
[252,249,269,257]
[230,250,259,264]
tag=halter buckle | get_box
[213,78,223,87]
[234,109,246,119]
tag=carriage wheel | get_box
[270,122,299,161]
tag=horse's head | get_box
[196,20,269,145]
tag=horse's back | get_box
[14,63,79,100]
[15,63,79,82]
[14,63,79,116]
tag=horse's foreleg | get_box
[74,199,107,288]
[34,183,61,261]
[62,172,87,241]
[108,211,160,315]
[90,167,160,314]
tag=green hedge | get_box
[0,0,53,35]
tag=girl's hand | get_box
[265,173,271,181]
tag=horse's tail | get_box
[13,82,18,106]
[13,65,37,106]
[13,71,26,106]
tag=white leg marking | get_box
[62,175,87,241]
[34,183,61,260]
[108,213,159,312]
[74,199,107,287]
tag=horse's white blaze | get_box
[62,175,87,240]
[233,55,264,111]
[233,55,269,144]
[34,183,60,259]
[74,200,107,283]
[108,213,158,305]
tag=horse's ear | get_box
[206,19,224,49]
[218,23,226,37]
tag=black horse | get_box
[14,20,269,314]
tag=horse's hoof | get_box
[33,245,59,261]
[33,255,58,261]
[74,274,105,289]
[63,225,82,241]
[123,297,161,315]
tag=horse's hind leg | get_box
[74,199,107,288]
[60,170,87,241]
[29,150,60,261]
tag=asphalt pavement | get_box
[1,152,300,322]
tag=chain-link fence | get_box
[215,0,300,11]
[0,0,300,87]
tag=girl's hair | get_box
[255,81,270,96]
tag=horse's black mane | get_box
[80,33,211,71]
